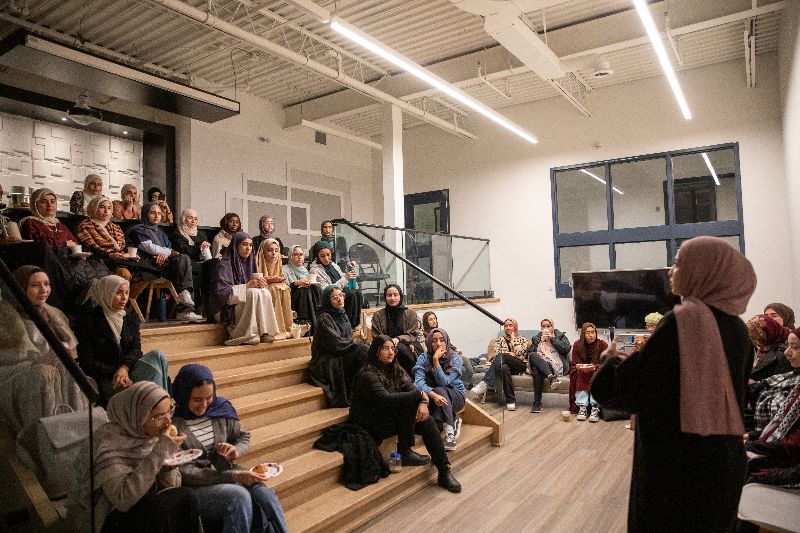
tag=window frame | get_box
[551,142,744,298]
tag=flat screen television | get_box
[572,268,680,330]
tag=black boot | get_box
[401,451,431,466]
[437,466,462,493]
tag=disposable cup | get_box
[127,246,138,258]
[561,411,571,422]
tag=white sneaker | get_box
[176,289,195,307]
[589,406,600,423]
[444,433,457,451]
[577,405,588,421]
[468,380,487,400]
[506,403,516,411]
[176,311,204,323]
[453,417,463,440]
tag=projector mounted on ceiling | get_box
[67,92,103,126]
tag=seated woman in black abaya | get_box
[370,284,422,377]
[309,285,369,407]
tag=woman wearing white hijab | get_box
[68,381,201,533]
[75,275,169,403]
[69,173,103,215]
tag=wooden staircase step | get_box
[284,424,493,532]
[166,339,311,376]
[211,357,311,399]
[231,384,326,427]
[141,322,227,352]
[240,408,350,465]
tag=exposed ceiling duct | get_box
[449,0,565,81]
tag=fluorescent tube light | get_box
[330,19,538,144]
[632,0,692,120]
[580,168,624,195]
[701,152,720,185]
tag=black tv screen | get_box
[572,268,680,330]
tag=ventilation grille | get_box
[314,130,327,145]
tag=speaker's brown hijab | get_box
[672,236,756,436]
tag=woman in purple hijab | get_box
[211,232,280,345]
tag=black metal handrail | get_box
[332,218,503,326]
[339,220,490,242]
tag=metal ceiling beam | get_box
[151,0,476,139]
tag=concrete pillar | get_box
[382,104,405,284]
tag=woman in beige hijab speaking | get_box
[592,236,756,533]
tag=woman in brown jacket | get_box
[370,284,421,377]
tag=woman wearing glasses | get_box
[68,381,201,533]
[309,285,369,407]
[75,274,170,404]
[171,364,288,533]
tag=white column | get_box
[382,104,405,284]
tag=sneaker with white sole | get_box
[530,401,543,413]
[176,289,195,308]
[444,433,457,451]
[506,403,516,411]
[176,311,204,323]
[589,406,600,423]
[453,417,463,440]
[468,380,487,400]
[548,374,562,388]
[577,405,588,421]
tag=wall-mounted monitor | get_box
[572,268,679,330]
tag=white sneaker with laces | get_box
[506,403,516,411]
[453,417,463,440]
[176,311,204,323]
[577,405,588,421]
[589,406,600,423]
[444,433,457,451]
[468,380,487,400]
[176,289,195,308]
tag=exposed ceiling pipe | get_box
[151,0,476,139]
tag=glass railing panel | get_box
[449,235,491,299]
[0,259,98,531]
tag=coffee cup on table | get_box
[127,246,138,258]
[70,244,83,255]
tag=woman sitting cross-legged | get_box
[570,322,608,422]
[0,266,87,436]
[309,241,363,329]
[171,209,212,314]
[171,364,288,533]
[67,381,201,533]
[129,202,203,322]
[527,317,571,413]
[75,275,170,404]
[469,318,531,411]
[211,232,280,346]
[371,284,422,377]
[282,245,320,331]
[256,238,293,340]
[413,328,466,452]
[349,335,461,492]
[309,285,369,407]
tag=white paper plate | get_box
[250,462,283,479]
[164,448,202,467]
[70,251,93,258]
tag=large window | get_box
[551,143,744,297]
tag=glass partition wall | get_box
[0,259,99,532]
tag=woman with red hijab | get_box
[592,236,756,533]
[747,314,791,381]
[569,322,607,422]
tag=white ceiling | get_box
[0,0,786,140]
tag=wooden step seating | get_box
[3,322,502,533]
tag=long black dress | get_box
[309,307,368,407]
[591,308,753,533]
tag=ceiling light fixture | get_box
[330,19,538,144]
[67,92,103,126]
[701,152,720,185]
[632,0,692,120]
[580,168,624,195]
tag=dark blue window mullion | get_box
[606,161,616,269]
[665,153,676,264]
